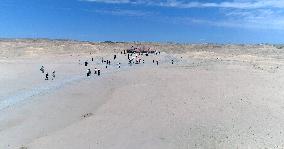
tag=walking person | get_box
[52,71,55,80]
[87,69,91,77]
[98,69,101,76]
[45,73,49,80]
[40,66,44,73]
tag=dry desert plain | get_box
[1,39,284,148]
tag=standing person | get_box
[45,73,49,80]
[98,69,101,76]
[153,60,155,63]
[94,68,97,74]
[102,58,104,63]
[172,60,174,64]
[85,61,88,66]
[87,69,91,77]
[52,71,55,80]
[40,66,44,73]
[114,55,117,60]
[129,59,132,64]
[92,58,94,61]
[156,61,159,66]
[127,54,130,60]
[143,60,145,64]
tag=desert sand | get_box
[1,39,284,149]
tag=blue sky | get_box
[0,0,284,43]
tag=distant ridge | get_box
[1,38,282,46]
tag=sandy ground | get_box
[1,40,284,149]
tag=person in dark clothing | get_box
[92,58,94,61]
[102,58,104,63]
[129,59,133,66]
[40,66,44,73]
[114,55,117,60]
[94,68,97,74]
[153,60,155,63]
[98,69,101,76]
[156,61,159,66]
[45,73,49,80]
[87,69,91,77]
[85,61,88,66]
[172,60,174,64]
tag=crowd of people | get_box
[40,48,176,80]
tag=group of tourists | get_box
[40,66,55,80]
[40,48,176,80]
[87,68,100,77]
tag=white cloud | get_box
[81,0,284,9]
[175,8,284,30]
[80,0,284,30]
[87,9,154,16]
